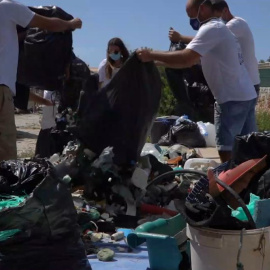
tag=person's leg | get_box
[215,101,249,163]
[0,85,17,161]
[241,98,258,136]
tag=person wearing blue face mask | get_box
[98,37,130,88]
[137,0,257,163]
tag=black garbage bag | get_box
[35,128,74,158]
[172,119,206,147]
[0,160,48,195]
[159,119,206,147]
[231,132,270,168]
[165,42,214,122]
[69,53,162,166]
[58,54,92,112]
[17,6,73,90]
[150,117,176,144]
[0,159,91,270]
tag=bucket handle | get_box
[214,175,256,229]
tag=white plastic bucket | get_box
[187,224,270,270]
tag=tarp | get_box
[69,53,162,166]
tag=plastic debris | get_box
[97,248,115,262]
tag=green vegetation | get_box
[157,67,270,132]
[256,94,270,132]
[157,67,177,116]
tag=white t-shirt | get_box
[98,59,120,88]
[226,17,260,86]
[187,19,257,104]
[0,0,35,94]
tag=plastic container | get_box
[187,224,270,270]
[184,158,219,171]
[204,122,216,147]
[141,143,165,162]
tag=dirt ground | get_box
[15,113,220,161]
[16,113,41,158]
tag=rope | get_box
[237,229,245,270]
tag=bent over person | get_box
[137,0,257,163]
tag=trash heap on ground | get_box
[3,5,270,269]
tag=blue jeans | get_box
[214,98,257,151]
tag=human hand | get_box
[169,28,181,43]
[136,49,153,62]
[70,18,82,30]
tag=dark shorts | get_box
[214,98,257,151]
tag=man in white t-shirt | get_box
[137,0,257,162]
[169,1,260,95]
[214,1,260,94]
[0,0,82,161]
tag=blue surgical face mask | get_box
[189,0,207,31]
[109,52,121,61]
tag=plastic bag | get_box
[150,116,177,144]
[232,193,260,221]
[0,159,91,270]
[69,53,162,166]
[165,42,214,122]
[231,132,270,168]
[17,6,73,90]
[172,119,206,148]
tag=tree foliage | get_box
[157,66,177,116]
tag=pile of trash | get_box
[151,115,216,148]
[0,159,91,270]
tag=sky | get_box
[20,0,270,68]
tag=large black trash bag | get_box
[230,132,270,168]
[0,159,91,270]
[165,42,214,123]
[0,160,48,195]
[158,119,206,147]
[58,54,92,112]
[35,128,74,158]
[17,6,73,91]
[69,53,162,166]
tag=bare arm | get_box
[155,60,185,69]
[179,35,194,44]
[138,49,201,69]
[29,92,53,106]
[169,29,194,44]
[28,14,82,32]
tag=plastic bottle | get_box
[204,123,216,147]
[49,153,60,164]
[176,115,192,125]
[180,115,189,120]
[197,121,208,137]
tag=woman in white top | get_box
[98,37,129,88]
